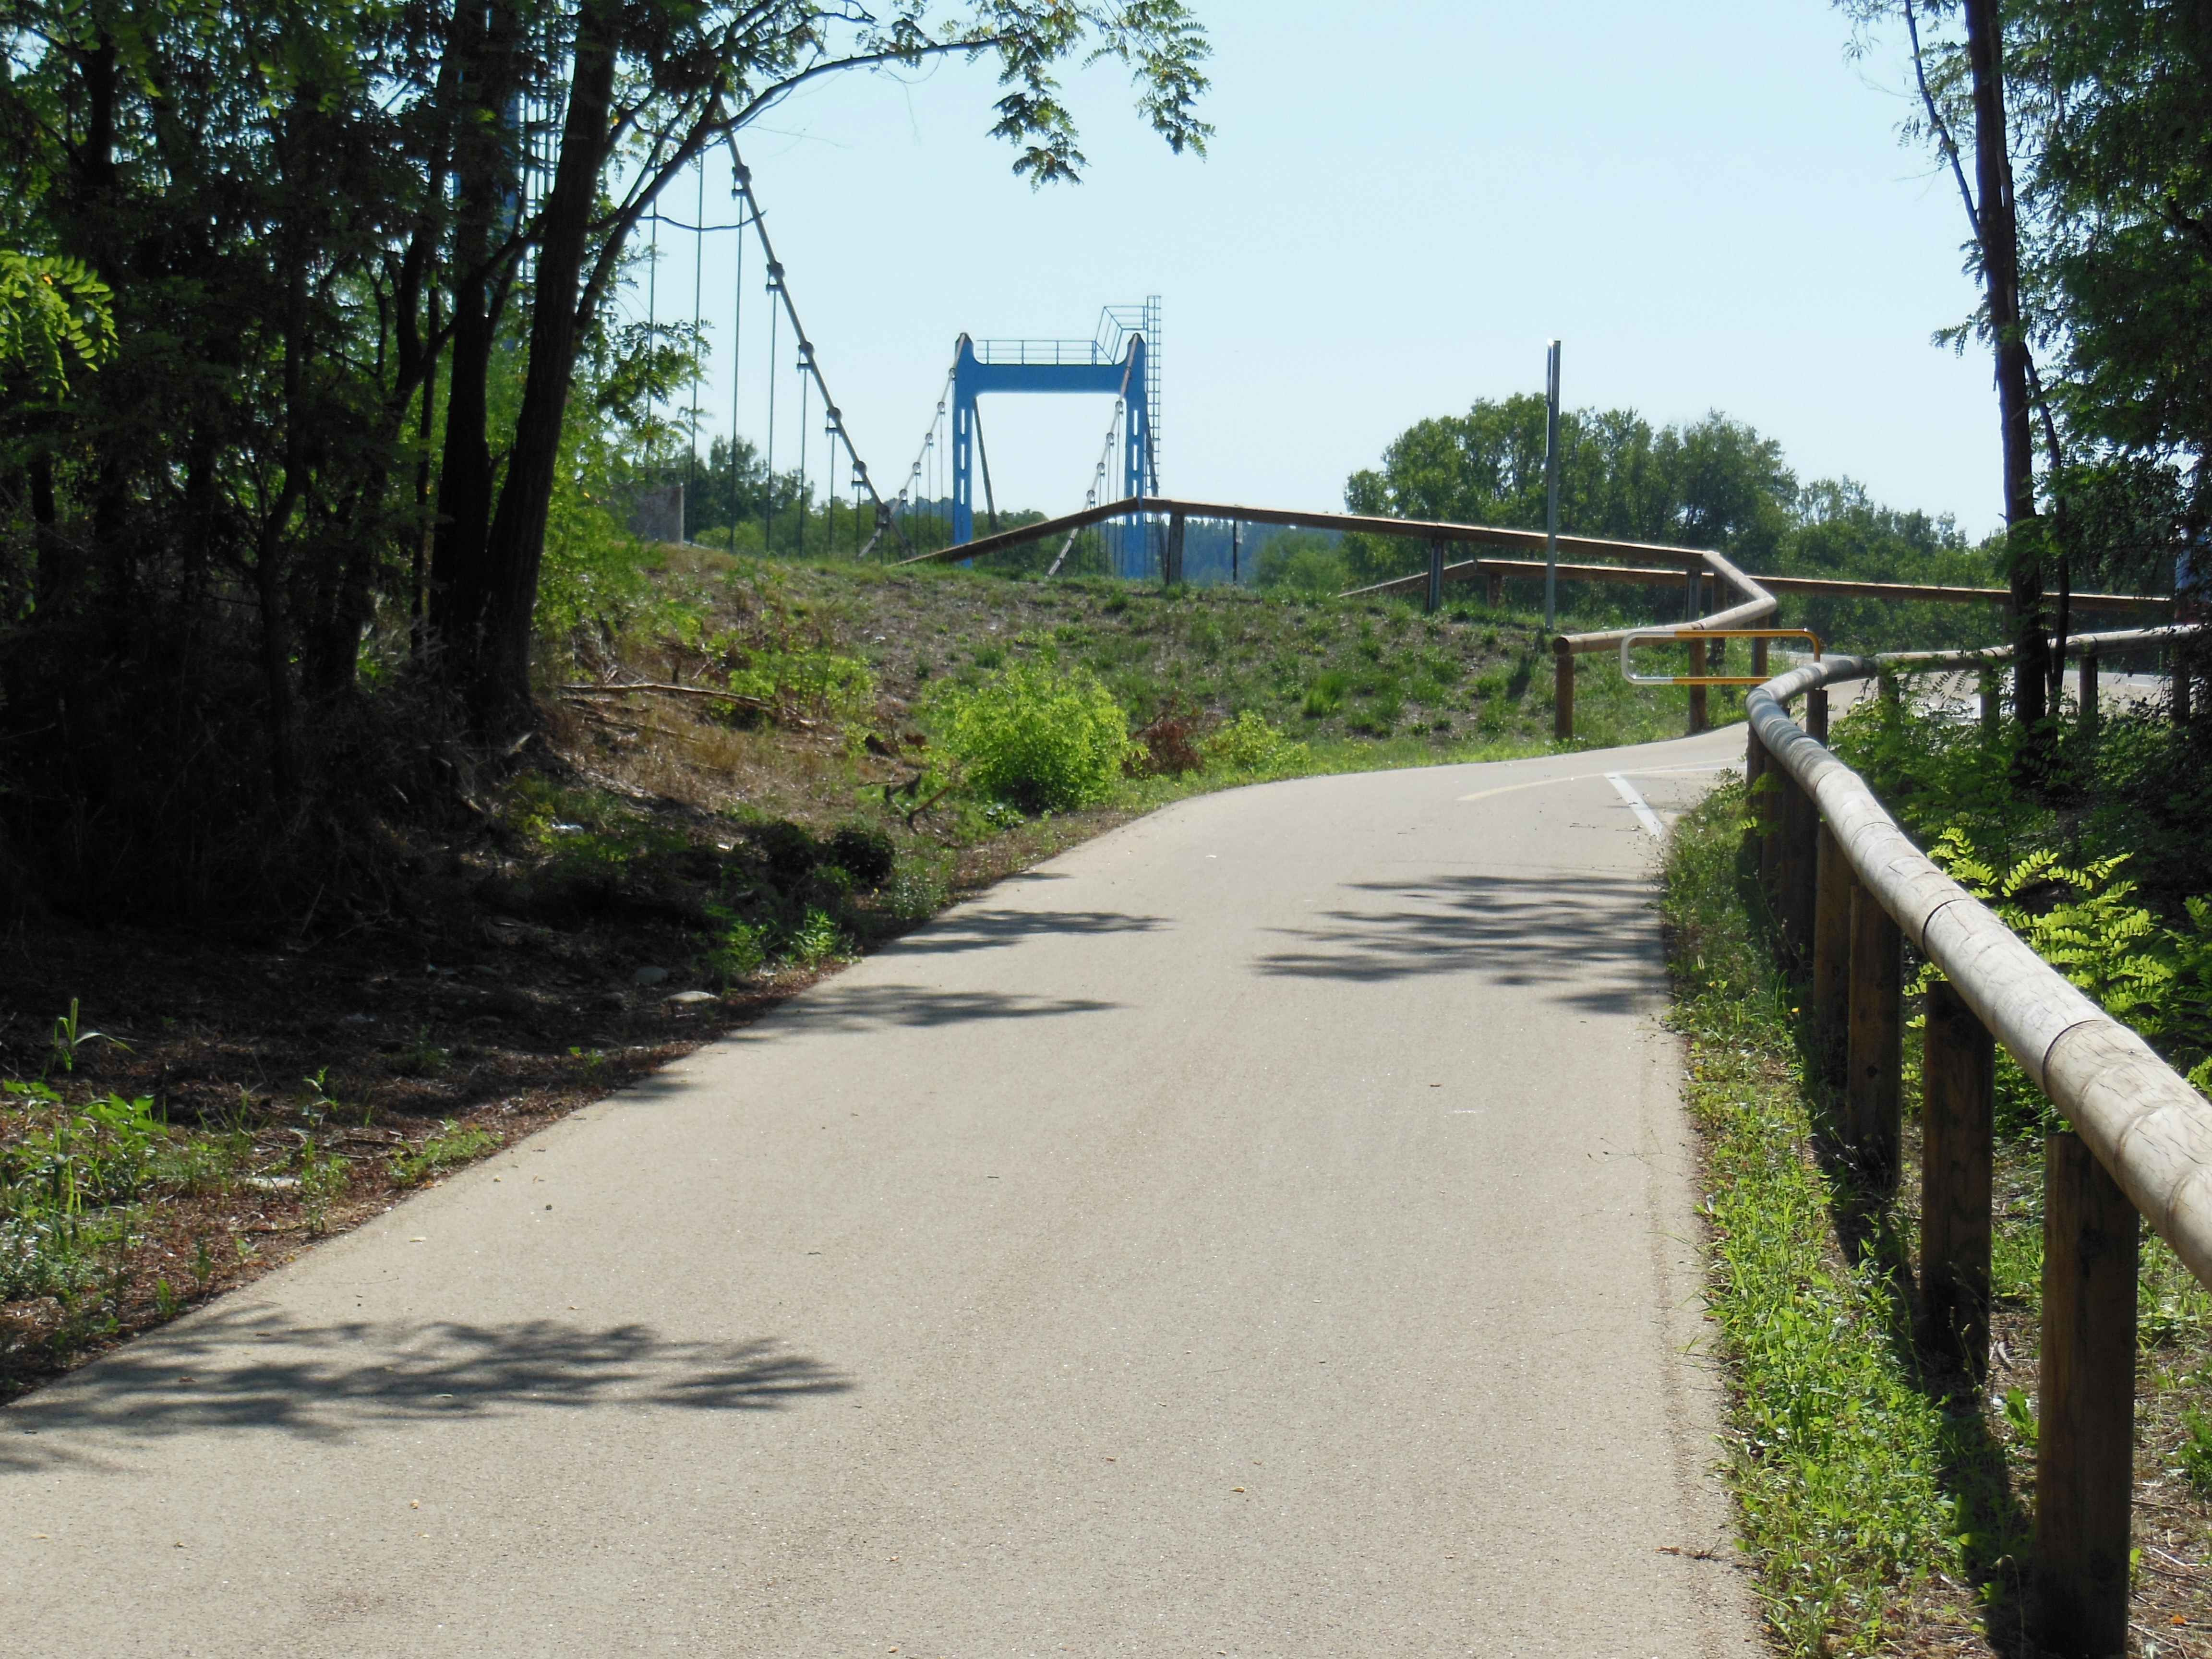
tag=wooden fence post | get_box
[1780,770,1818,961]
[1980,668,2001,741]
[1758,748,1784,897]
[1744,723,1767,866]
[1424,539,1444,614]
[1812,825,1851,1084]
[1688,638,1709,734]
[2078,649,2099,742]
[1165,510,1187,586]
[1485,568,1504,608]
[2033,1132,2138,1657]
[1846,882,1902,1190]
[1553,640,1575,742]
[1807,687,1829,745]
[1752,636,1769,681]
[1920,980,1993,1377]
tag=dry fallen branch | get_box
[563,681,772,711]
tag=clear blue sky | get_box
[636,1,1999,538]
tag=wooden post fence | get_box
[1811,824,1850,1085]
[1745,623,2211,1655]
[1779,771,1818,961]
[1845,873,1902,1193]
[2034,1133,2138,1656]
[1922,980,1993,1376]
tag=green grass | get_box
[1662,781,1967,1654]
[638,543,1730,757]
[390,1121,502,1187]
[1663,777,2212,1655]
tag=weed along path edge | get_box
[1,733,1757,1658]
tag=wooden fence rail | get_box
[1744,622,2209,1656]
[889,493,2170,615]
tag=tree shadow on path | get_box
[882,907,1169,957]
[735,981,1124,1037]
[2,1308,849,1471]
[1253,870,1663,1017]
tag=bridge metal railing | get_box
[1744,621,2209,1655]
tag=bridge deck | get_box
[2,731,1757,1657]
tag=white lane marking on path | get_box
[1605,774,1667,840]
[1455,762,1728,805]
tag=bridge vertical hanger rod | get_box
[646,215,659,432]
[686,156,705,534]
[728,167,744,546]
[1543,340,1562,633]
[763,269,779,552]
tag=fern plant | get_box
[1928,829,2212,1090]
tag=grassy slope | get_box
[1,553,1718,1399]
[1663,780,2212,1656]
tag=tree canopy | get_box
[1342,394,1990,649]
[0,0,1210,912]
[1344,397,1797,569]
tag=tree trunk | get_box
[465,0,621,735]
[411,285,441,664]
[1962,0,2052,755]
[28,454,65,614]
[425,0,516,687]
[59,33,122,632]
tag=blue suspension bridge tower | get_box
[896,300,1160,576]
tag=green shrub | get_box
[1252,530,1348,598]
[1926,830,2212,1091]
[927,661,1132,813]
[2179,1407,2212,1496]
[390,1121,498,1186]
[1302,670,1346,718]
[752,819,822,884]
[698,906,769,986]
[1202,711,1308,776]
[784,907,850,968]
[719,639,876,725]
[828,825,896,889]
[1,1082,168,1298]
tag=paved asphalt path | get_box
[4,726,1759,1658]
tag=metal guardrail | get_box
[1743,621,2209,1654]
[1620,627,1821,687]
[969,339,1116,367]
[1549,546,1777,739]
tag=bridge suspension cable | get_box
[722,139,899,557]
[1046,354,1135,577]
[895,359,957,550]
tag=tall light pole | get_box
[1542,339,1563,634]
